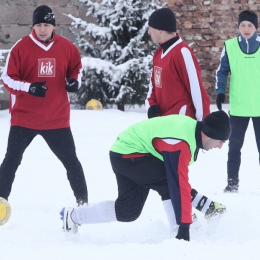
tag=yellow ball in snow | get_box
[86,99,103,111]
[0,197,12,226]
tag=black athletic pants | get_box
[0,126,88,202]
[228,115,260,185]
[110,153,171,222]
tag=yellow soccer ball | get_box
[86,99,103,111]
[0,197,12,226]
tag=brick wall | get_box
[168,0,260,103]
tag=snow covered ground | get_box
[1,104,260,260]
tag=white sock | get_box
[163,199,178,233]
[72,200,117,225]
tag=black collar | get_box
[195,122,203,149]
[160,35,180,53]
[193,122,203,162]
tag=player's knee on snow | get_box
[115,201,142,222]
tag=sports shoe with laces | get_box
[60,207,79,233]
[205,202,226,219]
[223,184,239,193]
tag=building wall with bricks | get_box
[0,0,259,108]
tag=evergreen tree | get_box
[0,50,9,97]
[67,0,164,110]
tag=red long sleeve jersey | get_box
[1,30,82,130]
[146,38,210,120]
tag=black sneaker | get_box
[223,184,238,193]
[205,202,226,219]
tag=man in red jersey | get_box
[146,8,210,120]
[146,8,224,225]
[0,5,88,205]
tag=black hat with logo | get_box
[33,5,56,26]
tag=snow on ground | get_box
[1,104,260,260]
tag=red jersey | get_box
[1,30,82,130]
[146,37,210,120]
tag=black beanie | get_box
[32,5,56,26]
[202,111,231,141]
[148,8,176,32]
[238,10,258,29]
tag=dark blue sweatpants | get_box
[227,115,260,185]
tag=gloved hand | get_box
[216,93,225,110]
[147,105,160,118]
[175,225,190,241]
[65,78,79,92]
[28,81,48,98]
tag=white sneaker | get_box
[60,207,79,233]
